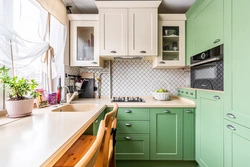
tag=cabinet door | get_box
[224,0,250,128]
[224,120,250,167]
[93,110,105,136]
[99,9,128,56]
[196,91,223,167]
[70,21,100,66]
[186,15,194,66]
[192,0,223,54]
[150,108,183,160]
[128,8,157,56]
[153,20,185,68]
[116,134,149,160]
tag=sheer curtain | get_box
[0,0,67,92]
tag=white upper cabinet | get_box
[96,1,161,57]
[69,14,104,67]
[128,9,157,56]
[99,9,128,56]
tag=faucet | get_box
[66,91,79,104]
[61,86,71,104]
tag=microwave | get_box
[190,45,224,91]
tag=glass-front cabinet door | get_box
[153,20,185,68]
[70,20,102,67]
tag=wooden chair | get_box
[54,103,118,167]
[95,103,118,167]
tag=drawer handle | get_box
[91,61,97,64]
[125,123,132,127]
[213,39,220,44]
[227,125,236,131]
[125,109,132,113]
[214,95,220,100]
[190,93,193,95]
[140,50,146,53]
[178,90,180,92]
[185,92,188,94]
[164,110,171,113]
[227,113,236,119]
[125,136,132,140]
[94,119,99,124]
[110,50,117,53]
[159,61,165,64]
[186,110,193,113]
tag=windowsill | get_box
[0,110,21,126]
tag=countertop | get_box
[0,96,195,167]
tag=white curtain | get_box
[0,0,67,90]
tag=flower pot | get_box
[5,99,34,118]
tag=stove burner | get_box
[111,96,145,102]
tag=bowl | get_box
[152,92,170,101]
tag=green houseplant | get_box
[0,66,38,118]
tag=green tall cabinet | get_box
[196,91,223,167]
[224,0,250,166]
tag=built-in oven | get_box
[190,45,223,91]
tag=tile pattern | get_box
[79,60,190,97]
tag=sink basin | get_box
[51,104,98,112]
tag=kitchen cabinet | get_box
[93,110,105,136]
[224,0,250,129]
[150,108,183,160]
[153,14,186,68]
[224,119,250,167]
[69,15,104,67]
[185,15,194,66]
[116,108,150,160]
[196,90,223,167]
[96,1,160,57]
[186,0,223,58]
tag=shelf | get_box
[162,35,179,38]
[163,50,179,53]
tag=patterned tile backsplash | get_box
[65,60,190,97]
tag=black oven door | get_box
[191,60,223,91]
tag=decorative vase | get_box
[5,98,34,118]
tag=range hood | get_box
[113,56,144,60]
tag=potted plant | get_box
[0,66,38,118]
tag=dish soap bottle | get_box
[57,76,62,103]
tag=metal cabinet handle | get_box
[181,91,184,93]
[110,51,117,53]
[159,61,165,64]
[227,113,236,119]
[125,123,132,127]
[140,50,146,53]
[186,110,193,113]
[214,95,220,100]
[164,110,171,113]
[125,109,132,113]
[190,93,193,95]
[178,90,180,92]
[227,125,236,131]
[186,92,188,94]
[94,119,99,124]
[91,61,97,64]
[125,136,132,140]
[213,39,220,44]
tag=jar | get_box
[48,92,57,105]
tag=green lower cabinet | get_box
[150,108,183,160]
[224,120,250,167]
[117,121,149,134]
[196,91,223,167]
[116,134,149,160]
[93,110,105,135]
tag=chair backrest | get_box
[97,103,119,167]
[74,120,105,167]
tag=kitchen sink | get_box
[51,104,98,112]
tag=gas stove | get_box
[111,96,145,102]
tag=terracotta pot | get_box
[5,99,34,118]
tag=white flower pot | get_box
[5,99,34,118]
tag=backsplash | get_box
[65,60,190,97]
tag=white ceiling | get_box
[63,0,196,14]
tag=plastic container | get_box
[35,88,46,107]
[48,92,57,105]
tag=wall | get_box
[65,60,190,97]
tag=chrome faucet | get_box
[61,86,71,104]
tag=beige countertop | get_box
[0,96,195,167]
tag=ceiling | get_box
[63,0,196,14]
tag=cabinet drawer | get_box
[117,121,149,134]
[118,108,149,120]
[116,134,149,160]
